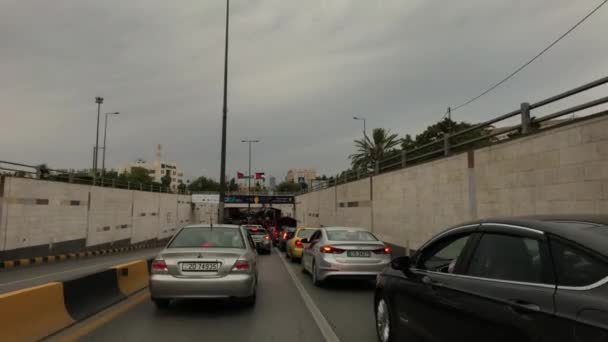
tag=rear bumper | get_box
[255,241,271,250]
[317,258,390,281]
[290,247,303,258]
[149,273,255,299]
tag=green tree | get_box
[104,170,119,179]
[121,167,153,184]
[228,178,238,192]
[177,180,187,193]
[188,176,220,192]
[349,128,400,170]
[161,170,172,188]
[403,118,494,159]
[400,134,415,150]
[276,181,302,192]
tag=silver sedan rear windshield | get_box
[327,230,378,241]
[169,227,245,248]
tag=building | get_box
[268,176,276,189]
[285,168,317,184]
[118,144,184,191]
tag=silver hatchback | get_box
[301,227,391,286]
[149,224,258,308]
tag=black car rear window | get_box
[550,237,608,287]
[247,229,267,236]
[169,227,245,248]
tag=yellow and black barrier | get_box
[0,259,152,342]
[0,283,75,342]
[0,240,167,269]
[113,260,149,297]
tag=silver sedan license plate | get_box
[181,262,220,272]
[347,250,371,257]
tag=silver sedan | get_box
[301,227,391,286]
[149,224,258,309]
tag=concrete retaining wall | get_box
[0,178,89,255]
[0,177,186,261]
[87,187,133,248]
[296,114,608,251]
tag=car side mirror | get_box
[391,256,412,274]
[301,238,310,244]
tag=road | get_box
[72,248,378,342]
[0,248,162,294]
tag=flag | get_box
[255,172,265,180]
[237,171,245,179]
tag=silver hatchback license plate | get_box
[347,250,371,257]
[181,262,220,272]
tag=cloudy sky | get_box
[1,0,607,181]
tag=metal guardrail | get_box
[302,75,608,194]
[0,160,187,194]
[192,191,298,196]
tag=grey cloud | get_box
[1,0,607,180]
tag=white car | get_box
[301,227,391,286]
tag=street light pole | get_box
[241,139,259,219]
[94,97,104,182]
[218,0,230,224]
[353,116,367,138]
[101,112,120,183]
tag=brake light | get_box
[283,232,288,239]
[151,259,168,274]
[295,240,303,247]
[232,259,250,272]
[320,245,345,254]
[373,247,391,254]
[264,235,270,240]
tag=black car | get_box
[278,227,297,252]
[374,215,608,342]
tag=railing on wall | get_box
[302,75,608,194]
[0,160,186,194]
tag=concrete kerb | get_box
[0,258,155,341]
[0,240,168,269]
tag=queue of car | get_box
[148,215,608,342]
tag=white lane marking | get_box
[276,249,341,342]
[0,250,158,288]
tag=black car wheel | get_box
[242,292,256,307]
[152,298,170,310]
[375,295,395,342]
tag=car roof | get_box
[321,226,370,232]
[453,215,608,256]
[183,224,241,229]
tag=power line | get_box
[451,0,608,112]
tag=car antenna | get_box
[210,214,213,229]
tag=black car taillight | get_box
[373,247,391,254]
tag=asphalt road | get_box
[0,248,162,294]
[80,248,378,342]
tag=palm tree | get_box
[349,128,400,171]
